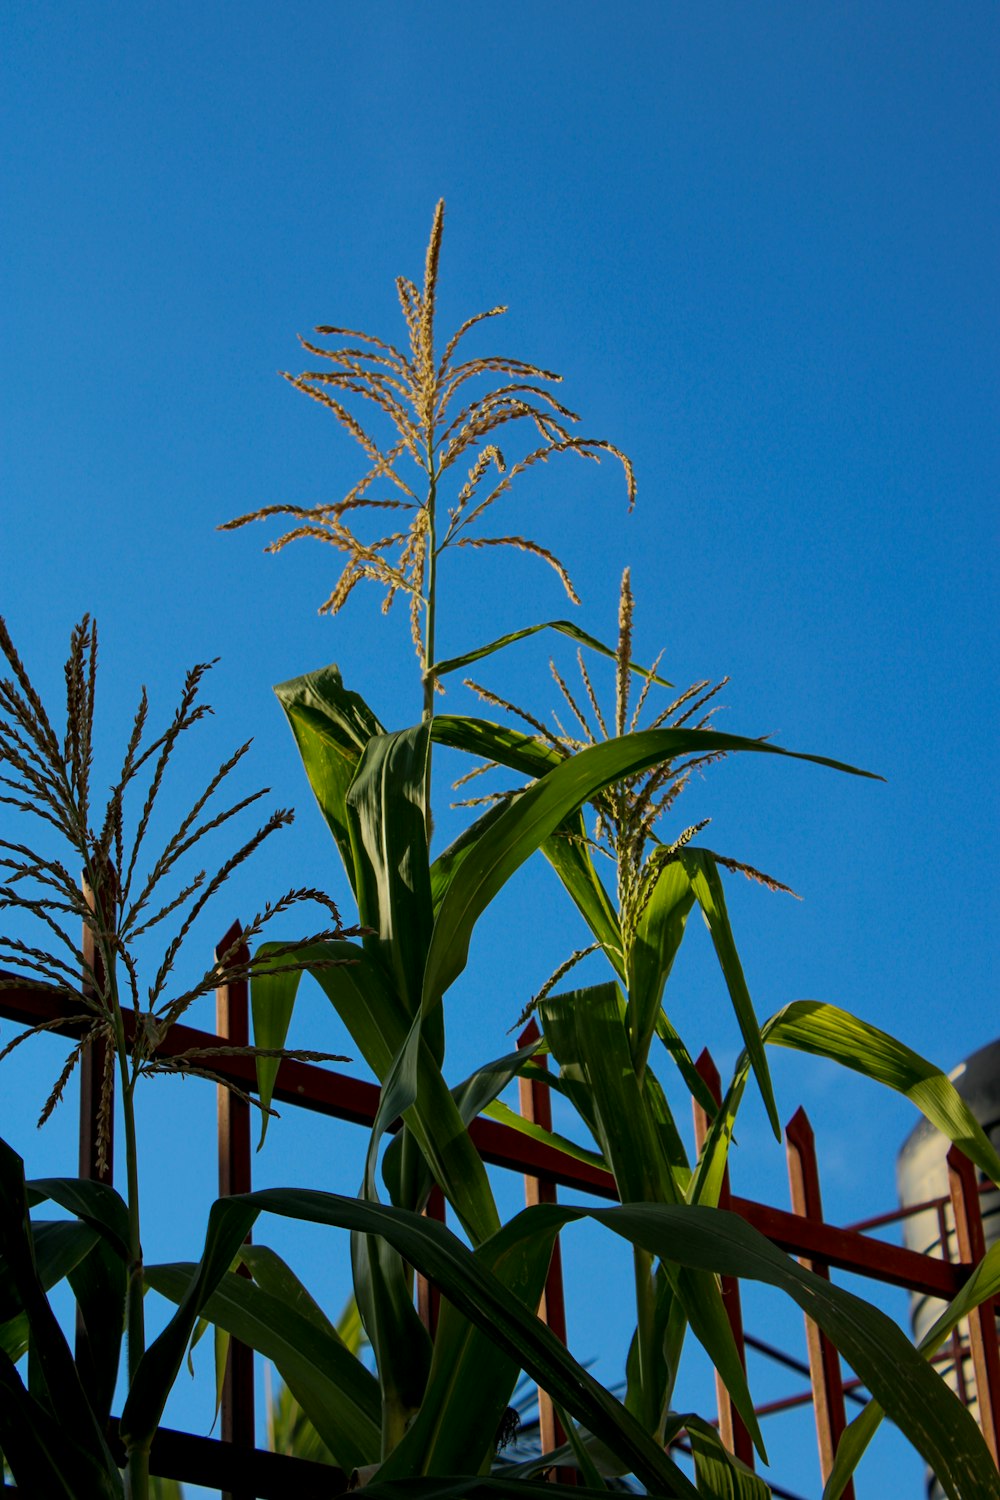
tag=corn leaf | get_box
[274,663,385,891]
[481,1099,609,1174]
[822,1245,1000,1500]
[678,850,778,1138]
[423,725,877,1016]
[0,1220,100,1323]
[345,724,435,1021]
[374,1212,562,1480]
[67,1236,127,1427]
[589,1200,996,1500]
[0,1140,121,1496]
[147,1259,380,1472]
[541,984,759,1457]
[627,859,695,1073]
[26,1176,130,1260]
[673,1413,771,1500]
[432,619,672,688]
[120,1194,258,1451]
[763,1001,1000,1184]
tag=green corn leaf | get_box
[763,1001,1000,1185]
[654,1009,720,1124]
[351,1217,433,1450]
[382,1040,541,1211]
[240,1244,342,1340]
[267,1372,338,1465]
[625,1262,687,1434]
[432,618,673,687]
[481,1099,609,1174]
[252,938,406,1122]
[250,938,500,1243]
[120,1194,258,1451]
[553,1402,610,1490]
[692,998,1000,1216]
[541,807,624,972]
[27,1176,130,1260]
[343,721,504,1245]
[337,1292,368,1356]
[431,714,563,777]
[213,1321,230,1426]
[0,1349,123,1500]
[540,984,681,1205]
[250,947,326,1150]
[687,1063,747,1211]
[139,1185,995,1499]
[67,1236,127,1428]
[423,725,878,1017]
[0,1220,100,1323]
[588,1200,996,1500]
[171,1188,701,1496]
[541,985,757,1456]
[0,1309,27,1363]
[274,663,385,890]
[431,793,528,914]
[363,726,876,1297]
[670,1413,771,1500]
[147,1260,380,1472]
[360,1001,501,1246]
[0,1141,120,1492]
[451,1040,542,1124]
[346,724,435,1020]
[677,850,778,1139]
[250,935,409,1149]
[432,716,622,963]
[374,1212,563,1480]
[627,859,695,1074]
[822,1245,1000,1500]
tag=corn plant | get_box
[227,207,1000,1496]
[0,616,361,1498]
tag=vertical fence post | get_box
[947,1146,1000,1464]
[785,1107,854,1499]
[417,1184,446,1338]
[216,921,255,1500]
[936,1198,970,1404]
[691,1049,755,1468]
[518,1020,571,1474]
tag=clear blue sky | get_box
[2,4,997,1496]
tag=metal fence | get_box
[1,916,998,1499]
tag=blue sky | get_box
[2,4,997,1495]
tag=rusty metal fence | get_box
[1,918,997,1499]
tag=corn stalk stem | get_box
[421,457,438,843]
[632,1245,659,1433]
[104,947,147,1498]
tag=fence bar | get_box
[785,1107,854,1499]
[216,921,255,1500]
[0,976,972,1298]
[105,1419,346,1499]
[937,1197,970,1405]
[947,1146,1000,1464]
[692,1049,754,1468]
[518,1020,571,1472]
[417,1184,446,1337]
